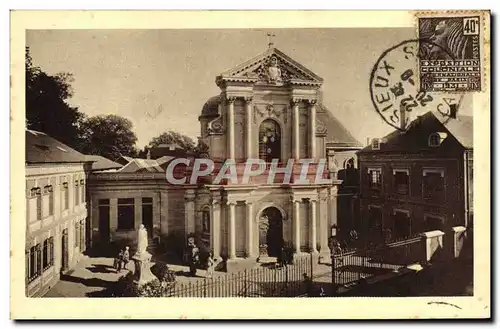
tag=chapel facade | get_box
[194,46,340,267]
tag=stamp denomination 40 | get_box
[418,16,482,92]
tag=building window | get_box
[62,182,69,210]
[393,209,411,239]
[75,221,80,248]
[368,168,382,190]
[117,198,135,230]
[29,188,41,222]
[366,205,383,237]
[27,244,41,283]
[423,168,445,200]
[258,119,281,163]
[74,180,80,206]
[424,215,445,232]
[202,207,210,233]
[42,237,54,271]
[428,133,441,147]
[393,169,410,195]
[42,185,53,217]
[80,179,85,204]
[80,220,85,251]
[371,138,380,150]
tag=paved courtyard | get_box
[43,254,228,297]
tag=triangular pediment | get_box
[217,48,323,87]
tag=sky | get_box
[26,28,473,148]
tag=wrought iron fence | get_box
[332,234,423,287]
[166,255,313,297]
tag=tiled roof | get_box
[26,130,89,164]
[359,111,473,153]
[118,158,165,173]
[85,155,123,171]
[317,104,363,148]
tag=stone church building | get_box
[87,46,361,269]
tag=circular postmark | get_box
[370,39,464,131]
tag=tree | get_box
[147,131,196,152]
[79,114,138,161]
[26,47,85,148]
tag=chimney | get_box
[400,104,410,130]
[449,104,457,119]
[366,137,370,146]
[146,149,151,160]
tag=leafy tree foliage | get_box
[25,47,84,148]
[147,131,196,152]
[79,114,138,161]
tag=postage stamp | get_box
[417,14,483,92]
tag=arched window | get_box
[258,119,281,162]
[428,133,441,147]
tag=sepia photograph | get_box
[10,10,491,319]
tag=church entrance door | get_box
[258,207,283,258]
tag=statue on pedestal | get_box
[132,224,156,286]
[137,224,148,255]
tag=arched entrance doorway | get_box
[258,119,281,163]
[258,207,284,257]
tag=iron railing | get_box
[332,234,423,287]
[165,255,313,297]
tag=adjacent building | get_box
[357,111,473,241]
[25,130,92,296]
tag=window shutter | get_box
[35,244,42,276]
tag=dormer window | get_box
[428,133,440,147]
[428,132,447,147]
[371,138,380,150]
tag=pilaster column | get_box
[184,189,196,239]
[291,99,300,160]
[227,201,237,259]
[245,201,254,258]
[245,96,253,159]
[329,186,338,234]
[227,97,236,160]
[319,192,330,257]
[308,100,317,161]
[109,198,118,240]
[210,192,221,260]
[292,198,301,253]
[134,197,142,229]
[310,199,318,253]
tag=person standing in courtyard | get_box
[206,252,214,278]
[114,249,124,272]
[189,244,199,277]
[122,246,130,271]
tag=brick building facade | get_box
[357,111,473,242]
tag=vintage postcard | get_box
[10,10,490,319]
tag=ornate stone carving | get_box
[315,119,328,136]
[254,103,286,122]
[207,116,224,135]
[291,98,302,106]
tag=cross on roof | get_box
[267,32,276,49]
